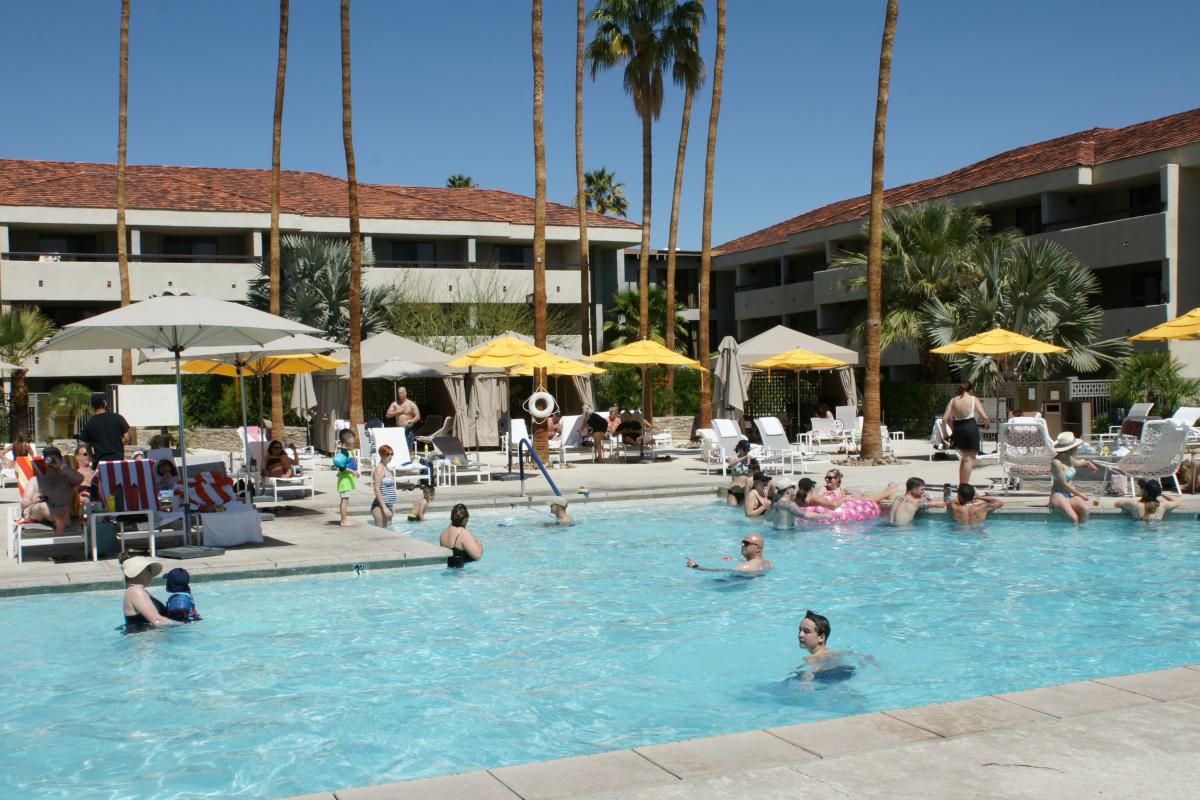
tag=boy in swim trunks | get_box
[947,483,1003,524]
[888,477,944,525]
[333,428,358,527]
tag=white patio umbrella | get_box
[362,359,447,379]
[38,295,320,536]
[712,336,748,421]
[140,332,340,501]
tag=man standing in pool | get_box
[888,477,944,525]
[686,533,773,574]
[947,483,1003,524]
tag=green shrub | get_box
[881,381,939,436]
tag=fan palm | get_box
[1110,351,1200,416]
[340,0,364,426]
[696,0,725,429]
[0,307,56,440]
[446,174,477,188]
[923,238,1129,392]
[268,0,290,436]
[248,235,391,344]
[582,167,628,217]
[47,382,93,437]
[603,286,686,348]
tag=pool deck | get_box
[285,664,1200,800]
[3,437,1197,596]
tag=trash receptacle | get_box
[93,520,119,559]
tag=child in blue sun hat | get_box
[164,568,202,622]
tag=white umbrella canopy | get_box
[38,295,320,536]
[363,359,448,379]
[712,336,748,420]
[138,333,340,364]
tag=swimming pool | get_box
[2,500,1198,799]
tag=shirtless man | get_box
[686,533,773,575]
[385,386,421,448]
[21,446,83,534]
[947,483,1003,524]
[888,477,944,525]
[548,500,573,526]
[794,610,859,684]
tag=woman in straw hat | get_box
[121,555,180,633]
[1049,432,1098,524]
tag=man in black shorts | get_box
[82,394,130,464]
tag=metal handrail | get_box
[1,251,257,263]
[373,259,582,270]
[1038,203,1164,233]
[518,438,561,498]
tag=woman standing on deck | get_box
[942,382,989,489]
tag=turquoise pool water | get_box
[2,501,1198,799]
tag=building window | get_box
[494,245,533,266]
[1095,261,1163,310]
[1129,184,1161,216]
[38,234,97,257]
[1014,204,1041,236]
[162,236,218,261]
[388,240,437,263]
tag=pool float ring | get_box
[525,391,557,421]
[795,499,881,525]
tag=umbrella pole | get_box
[173,351,193,545]
[238,365,254,507]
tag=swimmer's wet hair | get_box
[905,477,925,492]
[450,503,469,527]
[804,610,831,642]
[958,483,976,502]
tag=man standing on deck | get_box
[385,385,421,451]
[82,394,130,464]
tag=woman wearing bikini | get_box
[1048,432,1098,524]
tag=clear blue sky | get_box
[5,1,1198,248]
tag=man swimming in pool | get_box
[794,609,856,683]
[888,477,944,525]
[947,483,1003,524]
[686,533,773,575]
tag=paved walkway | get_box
[287,665,1200,800]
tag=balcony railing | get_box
[1038,202,1164,233]
[1,251,258,263]
[373,259,582,270]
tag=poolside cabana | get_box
[731,325,860,413]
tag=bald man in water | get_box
[687,533,773,575]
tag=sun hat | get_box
[164,567,191,594]
[1052,431,1082,452]
[121,556,163,580]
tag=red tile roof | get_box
[716,106,1200,255]
[0,159,639,229]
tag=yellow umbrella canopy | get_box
[750,347,848,371]
[446,336,560,370]
[509,357,606,377]
[585,339,706,369]
[1129,307,1200,341]
[182,353,345,377]
[930,328,1066,355]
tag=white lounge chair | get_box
[928,417,960,461]
[755,416,832,475]
[1095,419,1188,495]
[807,418,847,452]
[996,418,1055,493]
[550,414,595,465]
[431,435,491,485]
[367,428,431,485]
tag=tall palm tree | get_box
[340,0,364,427]
[604,286,686,347]
[0,308,55,441]
[663,35,703,404]
[116,0,132,389]
[531,0,549,458]
[588,0,704,414]
[575,0,592,356]
[269,0,290,436]
[583,167,628,216]
[861,0,900,461]
[696,0,724,430]
[446,174,477,188]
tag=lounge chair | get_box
[928,417,959,460]
[414,416,453,454]
[550,414,598,465]
[367,427,431,485]
[996,418,1055,493]
[7,455,87,563]
[754,416,832,475]
[507,418,533,461]
[697,428,723,473]
[807,418,847,452]
[431,435,491,485]
[1095,419,1188,495]
[95,459,187,558]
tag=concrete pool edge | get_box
[285,664,1200,800]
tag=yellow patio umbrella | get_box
[585,339,705,369]
[930,328,1066,355]
[509,357,606,376]
[1128,307,1200,341]
[182,353,345,377]
[750,347,849,371]
[446,335,560,370]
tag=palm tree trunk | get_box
[575,0,591,357]
[639,113,653,417]
[531,0,549,460]
[117,0,133,390]
[664,85,695,411]
[340,0,364,427]
[269,0,290,436]
[861,0,900,461]
[11,370,29,442]
[697,0,725,431]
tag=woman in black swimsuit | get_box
[941,382,990,489]
[120,555,179,633]
[439,503,484,568]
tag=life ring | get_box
[525,391,557,421]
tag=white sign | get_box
[114,385,180,427]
